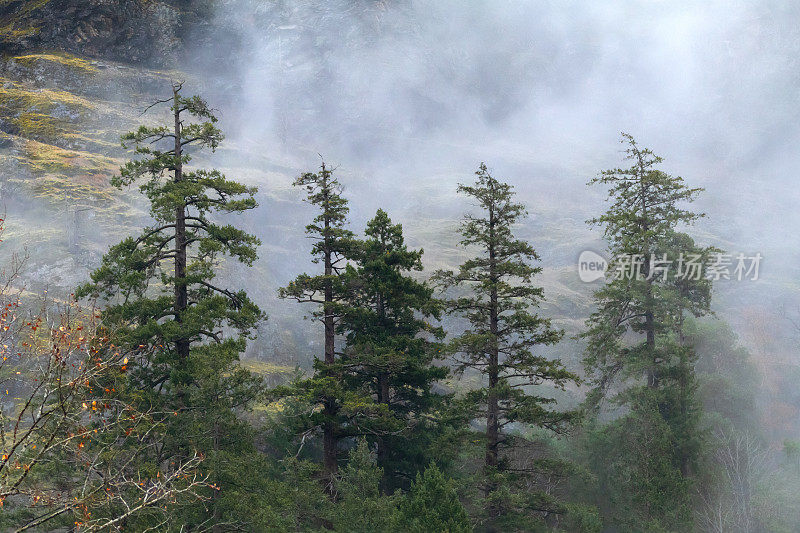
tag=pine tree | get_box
[583,133,705,400]
[394,463,472,533]
[340,208,449,487]
[76,83,263,527]
[277,162,360,481]
[332,441,398,533]
[582,133,715,529]
[435,163,580,519]
[661,230,715,477]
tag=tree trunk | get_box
[211,417,222,533]
[375,290,392,474]
[322,415,337,483]
[486,309,499,471]
[485,202,500,518]
[322,227,337,476]
[645,307,657,388]
[321,165,337,481]
[637,157,658,390]
[173,86,189,405]
[677,312,690,476]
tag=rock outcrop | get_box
[0,0,207,67]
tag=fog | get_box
[190,1,799,257]
[183,0,799,346]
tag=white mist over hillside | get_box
[185,1,799,300]
[197,1,799,253]
[182,0,800,442]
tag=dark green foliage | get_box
[77,86,262,394]
[435,163,580,523]
[339,209,450,487]
[559,503,603,533]
[332,441,398,532]
[32,105,767,531]
[276,163,382,480]
[278,162,354,326]
[582,135,712,403]
[394,463,472,533]
[76,85,264,527]
[330,443,472,533]
[587,403,692,532]
[689,319,758,431]
[276,171,455,489]
[581,133,714,530]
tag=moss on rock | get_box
[0,0,51,40]
[11,51,97,73]
[0,77,96,143]
[20,137,117,176]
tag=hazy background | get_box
[195,0,800,258]
[179,0,800,441]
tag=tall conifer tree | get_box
[435,163,580,521]
[582,133,715,530]
[77,84,264,528]
[278,163,361,481]
[340,209,448,487]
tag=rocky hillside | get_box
[0,0,210,65]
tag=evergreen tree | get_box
[661,230,715,477]
[587,402,692,531]
[340,209,449,487]
[583,133,705,401]
[394,463,472,533]
[76,83,263,528]
[435,163,580,521]
[582,133,715,530]
[332,440,398,533]
[277,162,367,482]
